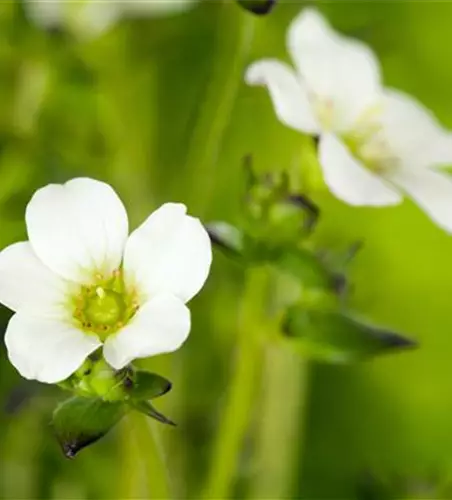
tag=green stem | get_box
[296,135,325,196]
[123,412,171,500]
[119,416,142,500]
[186,2,255,215]
[135,412,171,500]
[249,345,309,498]
[202,267,269,499]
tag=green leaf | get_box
[132,400,176,427]
[124,370,172,401]
[283,307,417,363]
[52,396,126,458]
[236,0,277,15]
[274,248,337,291]
[206,221,245,256]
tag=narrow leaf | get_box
[283,307,417,363]
[124,370,172,401]
[52,396,126,458]
[132,400,176,427]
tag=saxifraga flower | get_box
[0,178,212,383]
[246,8,452,233]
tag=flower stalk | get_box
[202,266,270,499]
[249,343,309,499]
[186,0,256,215]
[130,412,171,500]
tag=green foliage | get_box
[52,397,126,458]
[53,368,175,457]
[132,400,176,427]
[283,307,417,363]
[123,370,172,401]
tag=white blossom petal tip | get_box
[25,0,200,38]
[319,134,402,206]
[5,313,101,384]
[0,241,69,314]
[382,89,452,169]
[389,167,452,233]
[124,202,212,304]
[103,294,191,370]
[288,7,331,41]
[245,59,320,134]
[26,177,129,284]
[288,8,381,130]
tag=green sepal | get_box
[52,396,126,458]
[236,0,277,15]
[206,221,245,257]
[123,370,172,401]
[132,400,176,427]
[283,306,417,363]
[274,248,338,292]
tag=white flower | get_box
[246,8,452,233]
[26,0,198,38]
[0,178,212,383]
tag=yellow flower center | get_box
[343,105,399,174]
[72,270,139,341]
[312,96,399,174]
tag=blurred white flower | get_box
[25,0,198,38]
[246,8,452,232]
[0,178,211,383]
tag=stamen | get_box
[345,107,399,174]
[72,270,139,339]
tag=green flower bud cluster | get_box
[207,161,416,363]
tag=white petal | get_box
[287,8,381,130]
[390,167,452,233]
[319,133,402,206]
[245,59,320,134]
[69,1,121,38]
[123,203,211,303]
[5,312,101,383]
[124,0,198,17]
[0,242,72,314]
[103,294,190,369]
[25,0,63,28]
[26,178,129,284]
[382,89,452,169]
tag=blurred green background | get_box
[1,1,452,498]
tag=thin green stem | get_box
[249,345,309,498]
[202,267,269,500]
[130,412,172,500]
[118,416,142,500]
[186,2,256,216]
